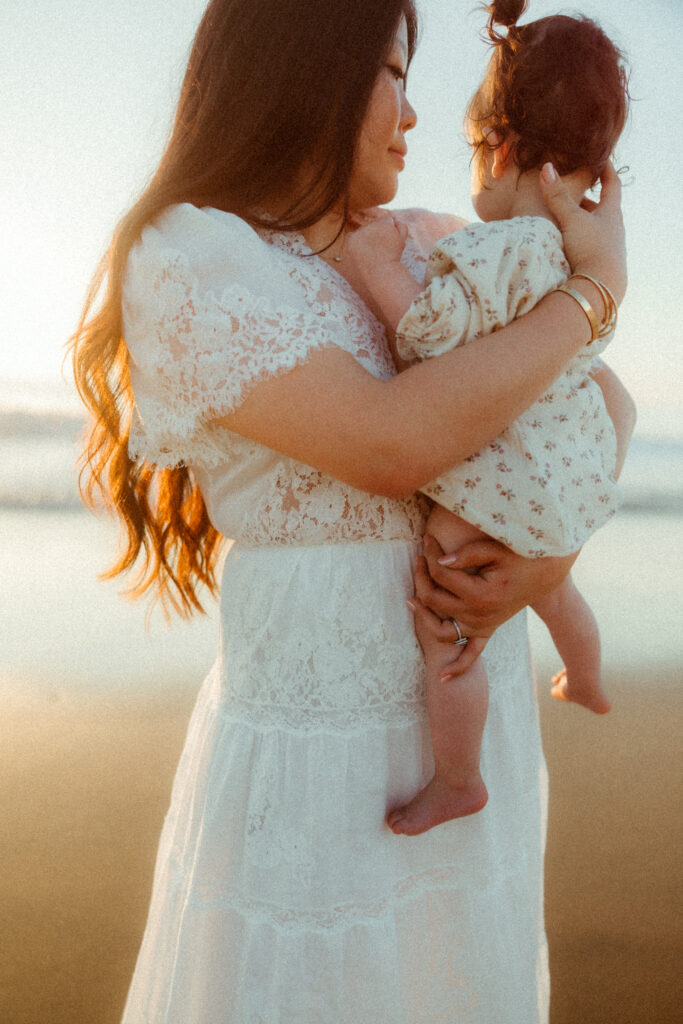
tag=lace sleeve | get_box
[123,204,341,467]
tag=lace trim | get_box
[171,852,531,935]
[258,224,397,381]
[216,696,427,734]
[127,246,344,469]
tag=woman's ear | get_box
[490,135,516,180]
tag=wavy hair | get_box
[69,0,418,617]
[467,0,630,185]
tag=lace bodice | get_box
[123,204,429,545]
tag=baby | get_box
[345,0,631,835]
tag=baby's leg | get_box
[533,576,611,714]
[388,506,489,836]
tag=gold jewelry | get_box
[556,283,599,341]
[318,230,346,264]
[568,274,617,338]
[556,275,618,344]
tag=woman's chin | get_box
[349,177,399,212]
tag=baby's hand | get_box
[345,216,409,272]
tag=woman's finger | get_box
[538,163,579,231]
[415,575,470,622]
[417,540,499,625]
[594,159,622,212]
[413,573,469,625]
[436,537,508,573]
[422,534,479,592]
[440,637,488,678]
[408,596,464,644]
[414,553,440,602]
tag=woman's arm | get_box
[410,364,635,673]
[219,164,626,498]
[218,294,595,497]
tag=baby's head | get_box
[466,0,630,216]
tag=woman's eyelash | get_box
[388,65,406,82]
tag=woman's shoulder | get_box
[133,204,270,269]
[124,204,289,313]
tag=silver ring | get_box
[449,618,469,647]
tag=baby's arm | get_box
[532,578,611,714]
[344,218,423,336]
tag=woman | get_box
[71,1,629,1020]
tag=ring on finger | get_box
[449,618,469,647]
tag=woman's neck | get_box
[301,210,347,257]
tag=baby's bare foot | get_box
[551,668,611,714]
[387,774,488,836]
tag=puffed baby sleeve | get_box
[395,217,571,361]
[123,204,340,467]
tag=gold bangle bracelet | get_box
[556,283,600,343]
[567,274,618,338]
[556,275,618,344]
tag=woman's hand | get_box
[408,534,578,676]
[345,216,408,270]
[539,160,627,303]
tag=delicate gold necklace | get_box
[317,230,346,264]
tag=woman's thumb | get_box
[538,163,576,229]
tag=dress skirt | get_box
[122,539,549,1023]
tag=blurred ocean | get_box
[0,377,681,693]
[1,377,680,516]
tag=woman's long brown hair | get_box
[70,0,418,617]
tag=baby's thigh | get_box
[426,502,489,556]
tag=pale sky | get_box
[2,0,682,435]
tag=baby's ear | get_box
[490,133,517,179]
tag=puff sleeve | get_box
[395,217,572,360]
[123,204,342,467]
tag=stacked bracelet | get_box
[556,274,618,344]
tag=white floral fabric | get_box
[121,206,549,1024]
[397,216,620,557]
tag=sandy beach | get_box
[1,668,681,1024]
[1,509,681,1023]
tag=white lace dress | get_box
[120,204,549,1024]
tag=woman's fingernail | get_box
[438,554,458,566]
[406,599,417,611]
[440,672,455,682]
[541,162,558,183]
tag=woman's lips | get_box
[389,148,406,169]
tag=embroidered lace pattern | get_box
[123,204,429,547]
[173,849,529,934]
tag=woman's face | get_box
[348,17,417,211]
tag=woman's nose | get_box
[401,94,417,132]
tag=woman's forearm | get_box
[220,286,599,499]
[222,166,626,498]
[381,288,597,493]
